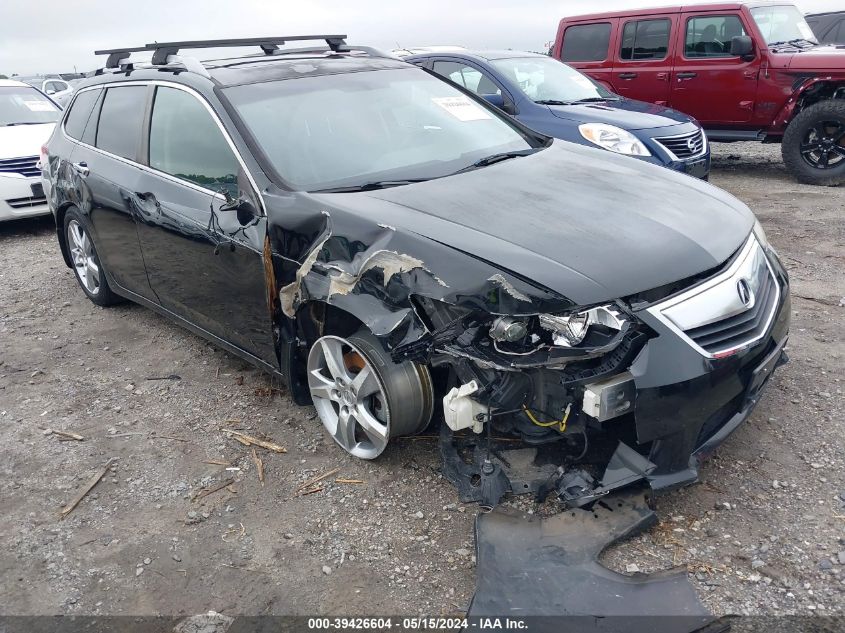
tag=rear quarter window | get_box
[562,23,612,62]
[95,86,147,161]
[64,89,101,141]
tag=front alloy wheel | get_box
[307,330,434,459]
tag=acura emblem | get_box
[737,278,753,307]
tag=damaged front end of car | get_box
[266,189,790,510]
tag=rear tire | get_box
[64,207,121,307]
[782,100,845,186]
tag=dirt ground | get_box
[1,143,843,619]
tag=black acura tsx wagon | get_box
[42,36,790,506]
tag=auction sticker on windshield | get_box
[24,101,55,111]
[431,96,492,121]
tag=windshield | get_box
[0,86,61,126]
[751,5,818,45]
[491,56,616,104]
[225,68,535,191]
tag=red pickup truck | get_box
[553,2,845,186]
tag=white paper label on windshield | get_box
[24,100,54,112]
[431,96,492,121]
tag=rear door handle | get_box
[677,72,697,80]
[71,161,89,177]
[618,72,638,80]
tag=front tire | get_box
[782,100,845,186]
[306,328,434,459]
[64,208,121,306]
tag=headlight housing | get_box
[578,123,652,157]
[539,305,627,348]
[752,218,777,255]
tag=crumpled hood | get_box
[313,141,753,306]
[546,99,693,131]
[0,123,55,160]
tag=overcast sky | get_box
[1,0,841,75]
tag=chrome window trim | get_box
[652,128,708,162]
[645,233,780,358]
[60,81,266,215]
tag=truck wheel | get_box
[782,100,845,186]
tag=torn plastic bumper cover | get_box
[469,488,722,633]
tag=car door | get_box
[669,13,761,124]
[71,84,159,302]
[558,20,617,89]
[611,16,675,105]
[133,84,276,365]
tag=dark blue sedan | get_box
[406,50,711,179]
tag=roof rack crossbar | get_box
[96,36,349,68]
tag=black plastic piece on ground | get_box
[468,488,721,633]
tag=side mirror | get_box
[731,35,754,59]
[219,189,259,225]
[45,88,56,95]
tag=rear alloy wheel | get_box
[782,100,845,186]
[64,208,121,306]
[307,330,433,459]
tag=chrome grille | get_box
[647,236,780,358]
[685,257,777,354]
[6,195,47,209]
[0,156,40,178]
[653,129,706,160]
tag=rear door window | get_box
[685,15,747,57]
[95,86,146,161]
[147,86,239,196]
[561,23,613,62]
[620,19,671,60]
[432,61,501,97]
[64,89,101,141]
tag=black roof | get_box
[206,54,410,87]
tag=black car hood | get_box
[312,141,753,306]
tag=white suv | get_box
[0,79,61,221]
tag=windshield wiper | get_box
[452,149,538,175]
[535,99,573,105]
[769,38,816,48]
[2,122,49,127]
[311,179,430,193]
[571,96,620,103]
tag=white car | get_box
[0,79,60,221]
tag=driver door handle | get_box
[677,72,697,80]
[618,72,638,80]
[135,192,161,211]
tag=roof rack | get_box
[95,35,350,68]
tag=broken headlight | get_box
[488,305,628,355]
[539,305,626,348]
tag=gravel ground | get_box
[0,143,843,619]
